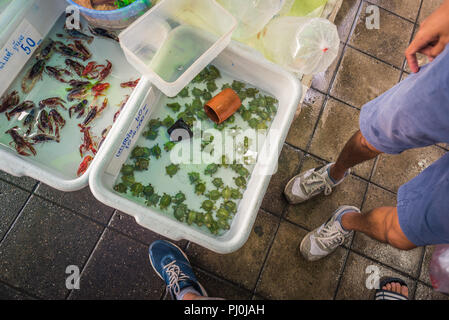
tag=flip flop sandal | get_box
[375,277,409,300]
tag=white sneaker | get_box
[284,163,349,205]
[300,206,360,261]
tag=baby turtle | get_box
[146,193,161,207]
[130,183,144,197]
[162,115,175,128]
[143,184,155,198]
[201,200,216,212]
[113,183,127,194]
[174,204,189,222]
[207,190,221,201]
[231,188,242,199]
[222,186,232,200]
[187,210,198,225]
[212,178,224,188]
[164,141,176,152]
[121,174,135,187]
[159,193,172,210]
[134,158,150,171]
[216,207,230,220]
[188,172,200,185]
[195,182,206,195]
[234,176,247,188]
[121,164,134,176]
[166,164,180,178]
[131,146,150,159]
[204,164,219,176]
[150,145,162,159]
[173,192,186,204]
[224,201,237,214]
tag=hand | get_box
[405,0,449,73]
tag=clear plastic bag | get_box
[259,16,339,75]
[430,244,449,294]
[217,0,285,40]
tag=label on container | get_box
[0,19,43,96]
[105,89,156,176]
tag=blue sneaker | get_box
[149,240,207,300]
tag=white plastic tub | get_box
[89,42,301,253]
[119,0,237,97]
[0,0,140,191]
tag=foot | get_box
[375,278,409,300]
[300,206,360,261]
[149,240,207,300]
[284,163,349,205]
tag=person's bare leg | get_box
[182,292,203,300]
[329,130,383,181]
[341,206,416,250]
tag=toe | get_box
[392,282,400,293]
[401,285,409,298]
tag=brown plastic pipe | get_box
[204,88,242,124]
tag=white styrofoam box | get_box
[89,41,301,253]
[119,0,237,97]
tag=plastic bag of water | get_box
[430,244,449,294]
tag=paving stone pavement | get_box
[1,0,448,300]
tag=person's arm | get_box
[405,0,449,73]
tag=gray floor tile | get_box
[336,251,416,300]
[334,0,361,42]
[186,210,278,291]
[261,145,303,216]
[418,0,445,23]
[420,245,434,286]
[415,282,449,300]
[286,90,325,151]
[0,171,37,192]
[350,3,414,68]
[371,146,446,193]
[256,220,347,299]
[35,184,115,224]
[330,47,401,108]
[367,0,421,22]
[0,180,30,240]
[69,228,165,300]
[0,196,103,299]
[192,268,252,300]
[109,211,187,248]
[0,282,35,300]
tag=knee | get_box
[384,210,416,251]
[357,131,381,154]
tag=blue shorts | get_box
[360,44,449,246]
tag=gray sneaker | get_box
[284,163,348,205]
[300,206,360,261]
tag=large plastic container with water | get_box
[119,0,237,97]
[0,0,140,191]
[89,42,301,253]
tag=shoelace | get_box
[301,170,333,196]
[163,260,191,296]
[316,222,346,249]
